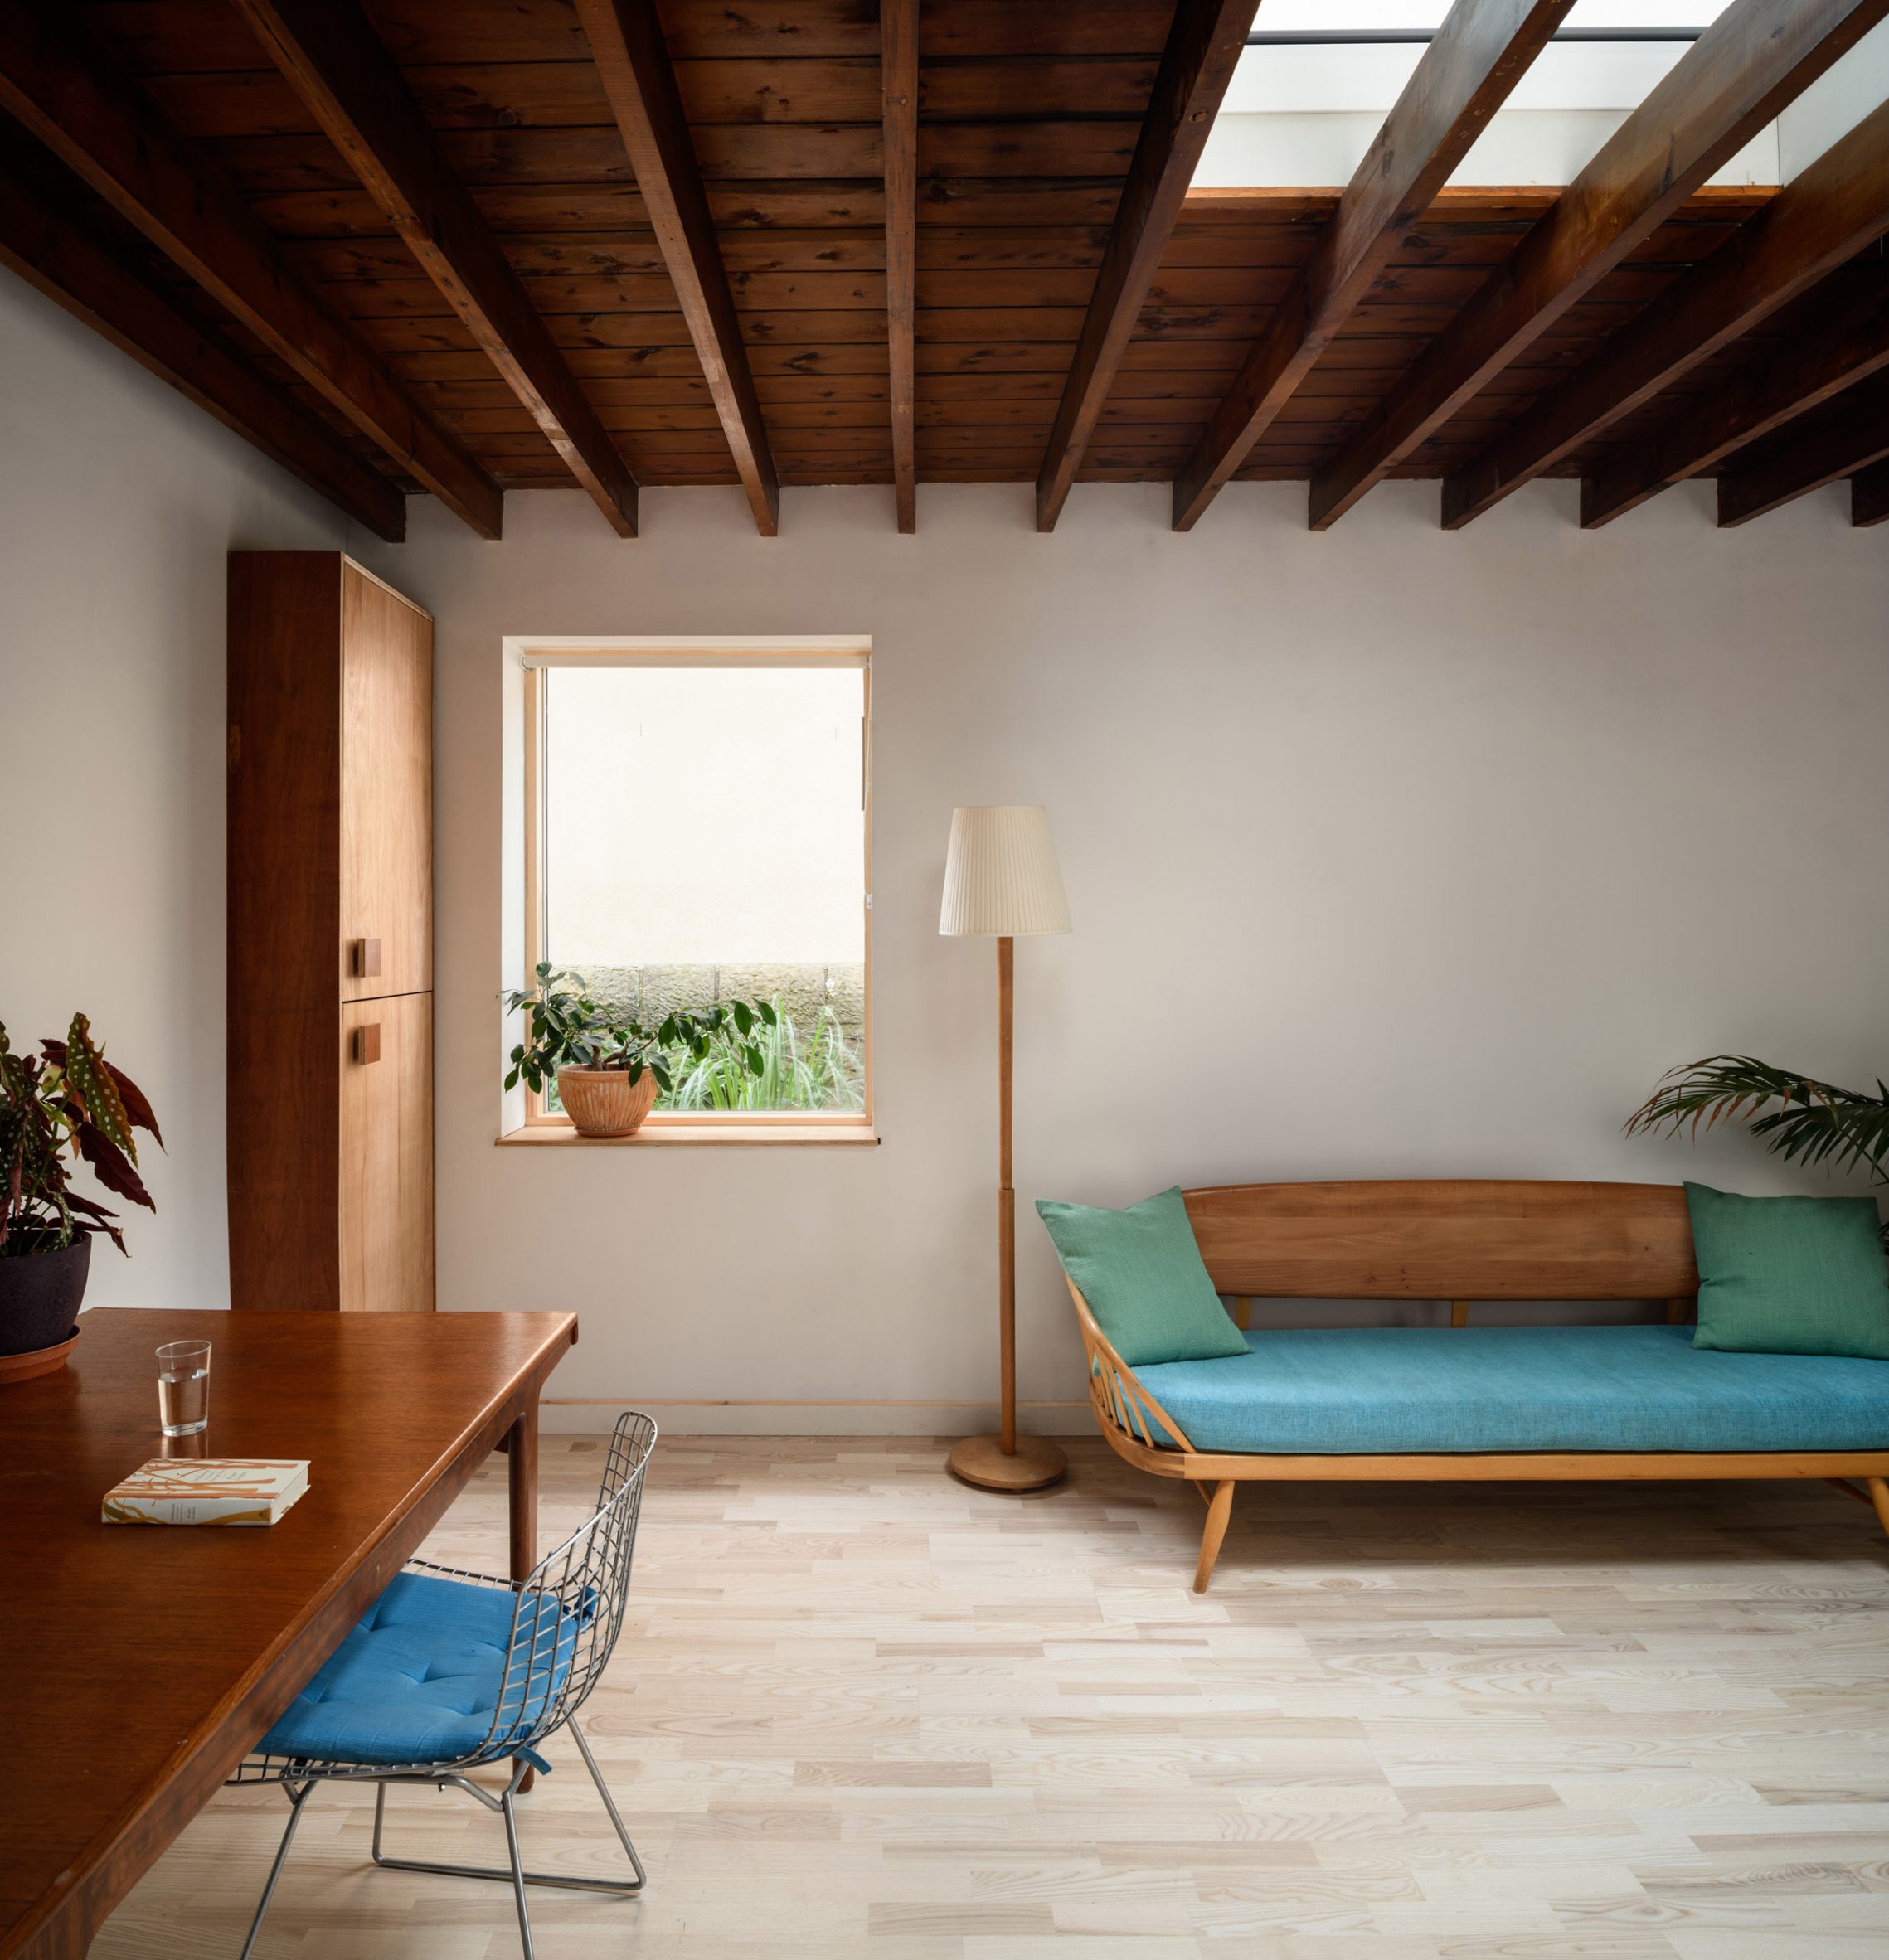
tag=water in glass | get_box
[157,1340,211,1437]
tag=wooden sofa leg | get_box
[1194,1481,1236,1594]
[1867,1477,1889,1543]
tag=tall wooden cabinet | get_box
[228,552,435,1312]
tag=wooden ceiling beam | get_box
[1582,260,1889,527]
[1445,98,1889,527]
[229,0,639,537]
[1853,456,1889,526]
[1035,0,1258,534]
[573,0,779,536]
[1172,0,1572,533]
[1309,0,1889,531]
[1717,374,1889,525]
[0,152,405,541]
[0,2,501,537]
[881,0,918,534]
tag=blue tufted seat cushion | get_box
[258,1570,582,1768]
[1132,1323,1889,1455]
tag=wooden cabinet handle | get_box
[352,1023,381,1065]
[351,937,382,978]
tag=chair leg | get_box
[1194,1480,1236,1594]
[1867,1477,1889,1544]
[500,1792,537,1960]
[569,1715,647,1890]
[238,1781,314,1960]
[371,1736,644,1895]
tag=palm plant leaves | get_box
[1626,1055,1889,1183]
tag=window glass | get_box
[538,660,867,1114]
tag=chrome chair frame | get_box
[227,1410,657,1959]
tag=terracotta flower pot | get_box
[0,1234,91,1360]
[557,1065,660,1138]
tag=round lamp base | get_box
[946,1432,1068,1492]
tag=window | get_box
[517,641,872,1140]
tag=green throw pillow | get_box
[1686,1181,1889,1361]
[1036,1186,1249,1367]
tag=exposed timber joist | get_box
[1853,457,1889,525]
[0,1,501,536]
[572,0,780,536]
[1583,260,1889,526]
[1172,0,1574,533]
[1717,373,1889,525]
[0,153,404,541]
[1308,0,1889,531]
[1445,98,1889,527]
[1035,0,1259,534]
[229,0,639,536]
[881,0,918,534]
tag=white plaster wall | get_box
[0,270,348,1309]
[352,477,1889,1434]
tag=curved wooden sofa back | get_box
[1181,1180,1698,1303]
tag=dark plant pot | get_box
[0,1235,91,1357]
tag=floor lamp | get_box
[940,805,1071,1492]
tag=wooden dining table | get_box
[0,1307,577,1960]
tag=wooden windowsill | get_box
[497,1121,879,1147]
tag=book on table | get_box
[103,1458,310,1526]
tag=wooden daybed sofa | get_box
[1066,1181,1889,1592]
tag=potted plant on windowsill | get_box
[1,1015,163,1372]
[503,964,779,1137]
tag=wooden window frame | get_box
[514,640,874,1144]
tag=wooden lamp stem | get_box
[946,934,1067,1492]
[998,934,1016,1454]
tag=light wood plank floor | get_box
[93,1437,1889,1958]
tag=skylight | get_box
[1251,1,1732,27]
[1201,0,1889,189]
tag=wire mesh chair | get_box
[226,1409,657,1960]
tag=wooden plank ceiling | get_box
[2,0,1886,539]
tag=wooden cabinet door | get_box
[341,562,432,1001]
[339,993,435,1312]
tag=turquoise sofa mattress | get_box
[1131,1324,1889,1455]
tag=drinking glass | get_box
[157,1340,212,1437]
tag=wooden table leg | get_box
[507,1400,540,1791]
[508,1401,540,1582]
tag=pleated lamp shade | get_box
[939,805,1071,937]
